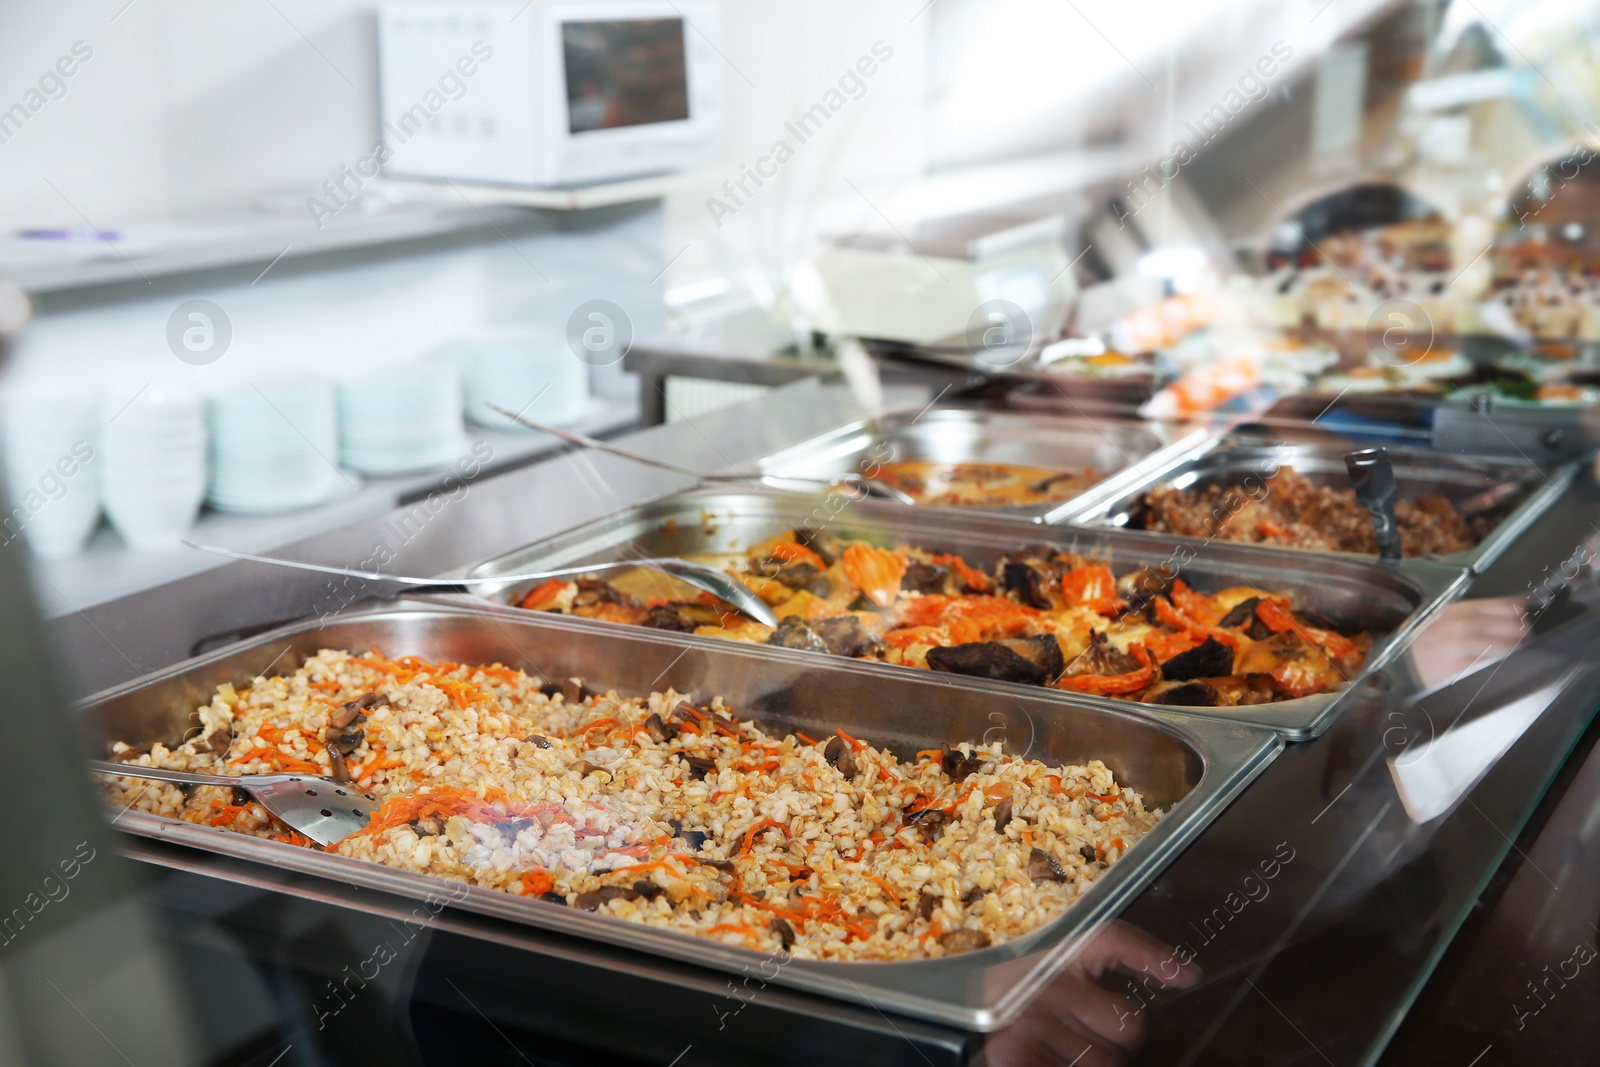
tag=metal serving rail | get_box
[43,380,1600,1065]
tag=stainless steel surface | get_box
[75,602,1281,1032]
[461,488,1467,739]
[489,405,918,503]
[1346,447,1403,561]
[1064,436,1578,574]
[88,760,379,847]
[182,540,779,627]
[756,408,1214,524]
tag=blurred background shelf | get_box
[27,396,636,618]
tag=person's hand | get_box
[981,921,1201,1067]
[1405,595,1529,692]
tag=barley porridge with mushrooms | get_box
[101,650,1161,960]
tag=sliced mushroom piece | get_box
[937,928,992,954]
[700,858,738,873]
[681,755,718,780]
[901,562,950,595]
[762,560,831,597]
[525,735,552,749]
[632,879,666,901]
[328,750,351,782]
[770,917,797,951]
[573,577,639,609]
[1159,636,1234,682]
[561,677,590,704]
[573,885,643,911]
[1067,631,1143,677]
[904,809,948,840]
[794,528,843,566]
[916,891,938,920]
[939,743,984,781]
[1028,848,1069,883]
[1079,844,1098,863]
[231,786,253,807]
[811,616,885,659]
[926,638,1059,687]
[111,743,153,763]
[641,605,698,633]
[206,732,231,756]
[961,886,987,905]
[1002,561,1056,609]
[765,616,831,654]
[823,735,860,779]
[539,891,568,905]
[330,701,363,728]
[678,829,709,851]
[993,797,1015,833]
[643,713,677,743]
[672,702,705,724]
[1141,680,1220,707]
[357,692,390,710]
[570,760,604,778]
[1217,596,1262,629]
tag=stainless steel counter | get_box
[44,379,1600,1065]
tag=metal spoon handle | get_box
[487,405,916,504]
[487,407,709,479]
[183,541,677,588]
[180,542,780,627]
[1345,447,1403,561]
[87,760,259,787]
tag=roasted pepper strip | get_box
[1054,643,1155,694]
[841,544,909,608]
[1254,599,1354,659]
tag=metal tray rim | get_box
[78,602,1281,1032]
[456,487,1470,739]
[1057,435,1579,574]
[752,407,1218,524]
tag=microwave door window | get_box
[563,18,691,133]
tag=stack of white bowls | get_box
[450,331,589,431]
[0,391,101,558]
[337,364,468,475]
[99,387,208,549]
[206,380,348,514]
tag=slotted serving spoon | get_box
[487,406,918,505]
[181,542,780,627]
[90,760,379,846]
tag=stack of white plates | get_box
[0,390,101,558]
[450,332,589,431]
[337,364,467,475]
[99,387,207,549]
[206,381,348,514]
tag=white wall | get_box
[0,0,932,310]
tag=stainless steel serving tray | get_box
[460,488,1469,739]
[754,407,1214,524]
[76,602,1280,1032]
[1060,435,1577,573]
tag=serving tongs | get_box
[1345,448,1403,561]
[487,406,917,505]
[90,760,378,846]
[181,542,780,627]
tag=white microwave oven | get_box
[377,2,724,188]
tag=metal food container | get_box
[1060,435,1577,573]
[754,408,1214,523]
[460,489,1468,739]
[77,603,1281,1032]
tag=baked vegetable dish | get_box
[1133,467,1497,557]
[870,461,1100,507]
[101,651,1159,961]
[516,532,1372,706]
